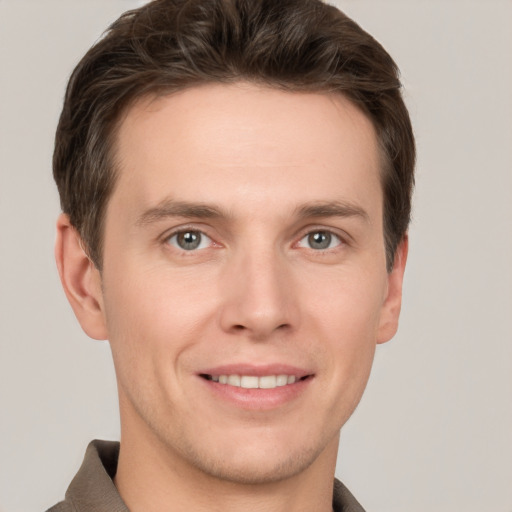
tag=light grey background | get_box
[1,1,511,511]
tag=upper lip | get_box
[198,363,313,379]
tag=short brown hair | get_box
[53,0,415,271]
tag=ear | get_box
[55,213,108,340]
[376,235,408,344]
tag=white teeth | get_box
[227,375,241,387]
[276,374,288,386]
[211,374,301,389]
[258,375,277,389]
[240,376,259,389]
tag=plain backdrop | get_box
[1,1,511,511]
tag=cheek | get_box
[305,267,385,395]
[306,264,386,339]
[102,264,218,368]
[316,296,379,426]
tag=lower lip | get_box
[199,376,313,410]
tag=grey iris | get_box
[177,231,202,250]
[308,231,331,250]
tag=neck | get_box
[114,407,339,512]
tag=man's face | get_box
[92,83,404,483]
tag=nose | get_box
[218,246,299,340]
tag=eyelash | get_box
[296,230,344,251]
[164,228,215,252]
[162,226,347,254]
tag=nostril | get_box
[230,322,290,335]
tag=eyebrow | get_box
[136,200,226,226]
[295,201,370,223]
[136,199,370,226]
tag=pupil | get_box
[178,231,201,250]
[309,231,331,250]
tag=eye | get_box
[297,230,342,250]
[166,230,212,251]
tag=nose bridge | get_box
[219,238,297,338]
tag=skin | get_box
[55,82,407,512]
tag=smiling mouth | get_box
[200,374,311,389]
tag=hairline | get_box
[87,80,396,271]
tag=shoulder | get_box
[333,478,366,512]
[45,501,76,512]
[44,440,125,512]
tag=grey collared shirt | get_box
[46,440,365,512]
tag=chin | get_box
[159,422,337,486]
[183,443,325,485]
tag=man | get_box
[49,0,414,510]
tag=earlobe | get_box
[376,235,408,344]
[55,213,108,340]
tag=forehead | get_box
[110,82,382,222]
